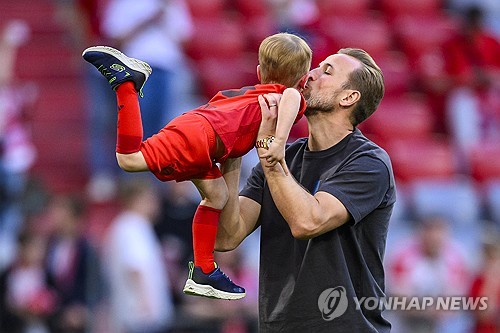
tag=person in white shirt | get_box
[103,177,174,333]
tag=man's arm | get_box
[215,157,261,251]
[256,96,351,239]
[260,165,350,239]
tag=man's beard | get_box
[304,90,338,117]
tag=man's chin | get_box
[304,108,317,117]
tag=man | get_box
[217,48,395,332]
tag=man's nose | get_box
[308,68,320,81]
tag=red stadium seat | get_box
[185,0,225,19]
[362,94,435,144]
[386,137,456,183]
[196,56,257,99]
[185,19,246,61]
[243,15,279,51]
[316,0,371,17]
[235,0,267,19]
[376,51,412,96]
[381,0,443,19]
[394,14,459,64]
[469,141,500,183]
[321,15,392,60]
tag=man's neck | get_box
[306,112,354,151]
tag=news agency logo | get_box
[317,286,349,321]
[318,286,489,321]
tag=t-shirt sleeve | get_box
[240,162,265,204]
[319,155,390,224]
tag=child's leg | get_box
[82,46,150,172]
[191,176,229,274]
[184,173,245,299]
[114,82,148,171]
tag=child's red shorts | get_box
[140,113,222,182]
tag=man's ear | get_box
[339,90,360,107]
[257,65,261,82]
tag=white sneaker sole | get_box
[183,279,246,300]
[82,46,152,82]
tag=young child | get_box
[82,32,312,300]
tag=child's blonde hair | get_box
[258,32,312,87]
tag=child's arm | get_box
[260,88,301,173]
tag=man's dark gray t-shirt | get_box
[241,129,396,333]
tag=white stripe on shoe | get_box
[82,46,152,80]
[183,279,246,300]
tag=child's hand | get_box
[261,140,290,176]
[262,142,284,166]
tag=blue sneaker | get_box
[82,46,152,97]
[183,261,246,300]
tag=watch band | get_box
[255,136,275,149]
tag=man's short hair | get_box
[338,48,385,126]
[259,32,312,87]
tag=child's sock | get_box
[192,205,221,274]
[115,82,143,154]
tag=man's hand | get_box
[259,138,289,175]
[257,93,280,138]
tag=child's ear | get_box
[256,65,262,82]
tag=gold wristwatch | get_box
[255,136,275,149]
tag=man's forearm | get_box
[258,157,318,235]
[257,151,348,239]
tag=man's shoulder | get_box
[351,130,392,166]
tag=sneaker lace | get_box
[97,65,112,78]
[219,269,234,283]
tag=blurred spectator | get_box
[56,0,124,202]
[0,19,36,243]
[442,5,500,166]
[386,215,471,333]
[0,20,35,230]
[155,182,198,261]
[468,227,500,333]
[447,0,500,38]
[0,231,57,333]
[267,0,318,32]
[103,177,174,333]
[43,194,101,333]
[101,0,194,135]
[154,182,198,307]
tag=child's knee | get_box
[200,179,228,210]
[209,183,229,209]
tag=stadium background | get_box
[0,0,499,332]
